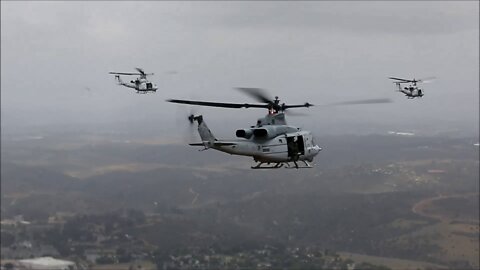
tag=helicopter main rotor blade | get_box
[167,99,269,109]
[417,76,436,83]
[283,103,314,109]
[388,77,411,83]
[135,67,146,75]
[109,72,142,76]
[327,98,393,106]
[235,87,273,104]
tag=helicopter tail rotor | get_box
[188,114,195,124]
[174,105,199,143]
[114,75,123,84]
[186,114,198,142]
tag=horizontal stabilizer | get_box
[189,143,205,146]
[188,142,237,146]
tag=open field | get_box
[403,193,480,268]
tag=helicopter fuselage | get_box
[393,83,424,98]
[127,78,157,92]
[190,114,321,168]
[400,87,423,98]
[210,130,321,163]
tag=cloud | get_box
[184,2,478,35]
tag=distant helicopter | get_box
[167,88,391,169]
[389,77,435,99]
[109,68,158,93]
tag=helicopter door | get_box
[146,82,152,89]
[287,135,305,160]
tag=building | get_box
[17,257,75,270]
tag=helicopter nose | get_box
[310,145,322,155]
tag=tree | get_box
[96,255,116,264]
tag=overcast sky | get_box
[1,1,478,139]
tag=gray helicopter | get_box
[168,88,391,169]
[389,76,435,99]
[109,68,158,93]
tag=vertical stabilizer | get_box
[115,75,123,85]
[193,115,216,144]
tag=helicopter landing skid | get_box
[285,160,313,169]
[251,162,284,169]
[251,161,313,169]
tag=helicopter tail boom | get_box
[114,75,137,89]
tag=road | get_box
[412,192,479,222]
